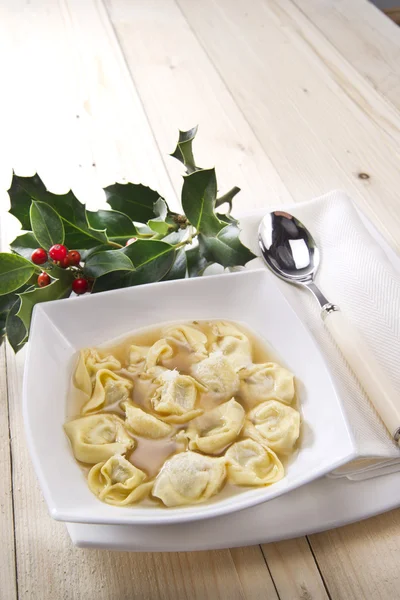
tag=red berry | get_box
[125,237,137,246]
[67,250,81,266]
[31,248,48,265]
[72,278,89,295]
[59,256,70,268]
[49,244,68,261]
[37,272,50,287]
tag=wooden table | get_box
[1,1,400,598]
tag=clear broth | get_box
[66,320,299,506]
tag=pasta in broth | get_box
[64,320,301,508]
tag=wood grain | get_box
[262,538,330,600]
[309,509,400,600]
[176,0,400,250]
[292,0,400,112]
[0,346,17,600]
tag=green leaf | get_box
[216,212,239,225]
[198,223,256,268]
[181,169,223,236]
[17,270,74,335]
[93,240,175,292]
[84,250,134,278]
[30,201,65,250]
[105,183,164,223]
[8,174,107,249]
[6,299,27,353]
[8,174,47,229]
[186,245,212,277]
[170,126,199,173]
[162,248,187,281]
[10,232,40,259]
[87,209,137,245]
[0,254,36,295]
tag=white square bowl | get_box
[23,269,356,525]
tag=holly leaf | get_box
[162,248,187,281]
[147,198,171,236]
[10,232,40,259]
[0,254,36,295]
[170,126,199,173]
[30,201,65,250]
[105,183,164,223]
[198,223,256,268]
[186,245,212,277]
[84,250,134,278]
[8,174,107,249]
[181,169,223,237]
[87,209,137,245]
[8,174,47,229]
[93,240,175,292]
[6,299,27,353]
[17,269,74,336]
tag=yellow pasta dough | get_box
[225,439,284,486]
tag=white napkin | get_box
[240,191,400,480]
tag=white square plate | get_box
[23,269,356,525]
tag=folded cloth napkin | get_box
[240,190,400,480]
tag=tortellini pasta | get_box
[81,369,133,415]
[191,353,240,402]
[146,339,174,369]
[74,349,121,397]
[211,321,252,371]
[65,320,300,508]
[127,344,149,375]
[239,362,295,407]
[88,454,152,506]
[151,369,205,423]
[225,439,284,486]
[122,401,172,439]
[64,414,135,464]
[187,398,245,454]
[246,400,300,453]
[162,324,208,358]
[152,451,226,507]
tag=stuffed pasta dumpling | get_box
[64,414,135,464]
[239,362,295,407]
[127,344,149,375]
[225,439,284,486]
[162,324,208,358]
[150,369,205,423]
[152,451,226,507]
[191,353,239,402]
[88,454,152,506]
[122,401,172,439]
[145,339,174,369]
[187,398,245,454]
[81,369,133,415]
[246,400,300,453]
[74,348,121,397]
[211,321,252,371]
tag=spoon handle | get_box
[323,308,400,444]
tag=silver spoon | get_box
[259,211,400,445]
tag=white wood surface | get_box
[1,0,400,598]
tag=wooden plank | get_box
[230,546,279,600]
[262,538,330,600]
[266,0,400,146]
[176,0,400,251]
[104,0,293,209]
[291,0,400,112]
[0,346,18,600]
[309,508,400,600]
